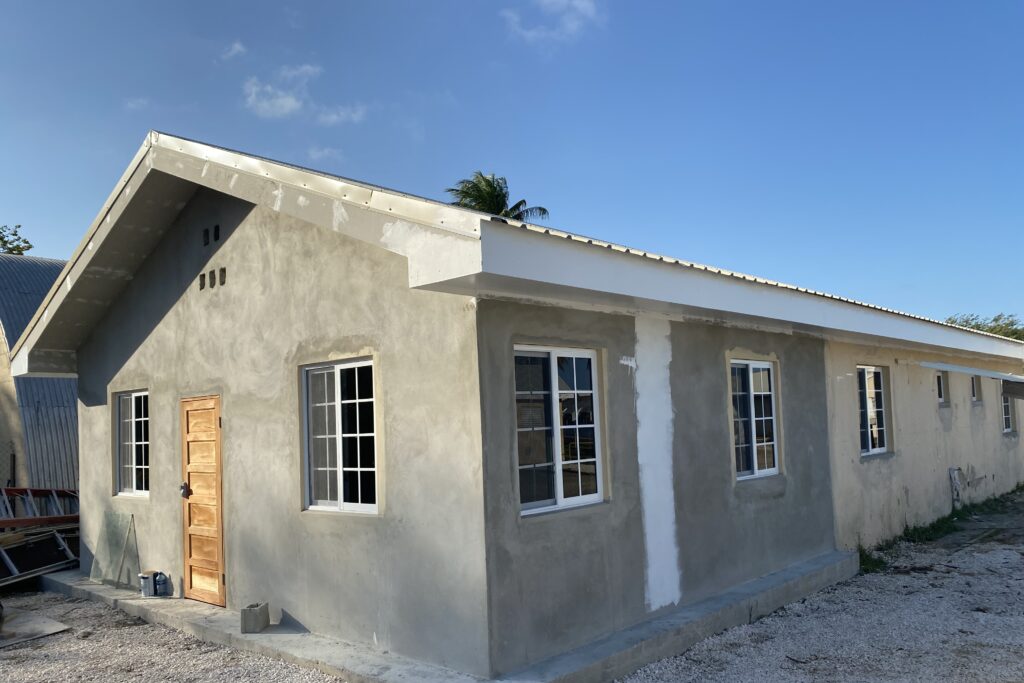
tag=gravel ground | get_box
[5,494,1024,682]
[0,592,339,683]
[624,492,1024,683]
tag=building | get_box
[0,253,77,488]
[12,131,1023,679]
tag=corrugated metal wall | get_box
[0,253,79,489]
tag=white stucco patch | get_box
[332,199,349,229]
[634,316,681,611]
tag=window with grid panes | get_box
[116,391,149,494]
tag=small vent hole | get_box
[219,267,226,286]
[199,273,206,290]
[208,270,216,288]
[214,224,221,241]
[203,228,210,246]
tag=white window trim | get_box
[115,390,149,496]
[731,360,780,480]
[514,344,604,516]
[302,358,378,515]
[1003,394,1015,434]
[858,365,888,456]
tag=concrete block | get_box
[241,602,269,633]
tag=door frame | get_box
[180,394,226,606]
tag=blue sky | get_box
[1,1,1021,321]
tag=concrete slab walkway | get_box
[41,549,856,683]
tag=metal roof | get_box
[160,132,1021,349]
[0,254,78,488]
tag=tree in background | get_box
[0,225,32,255]
[946,313,1024,342]
[446,172,549,223]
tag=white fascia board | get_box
[477,223,1024,361]
[919,362,1024,382]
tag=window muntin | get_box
[1003,395,1015,433]
[116,391,149,494]
[858,366,887,455]
[514,346,602,513]
[731,361,779,478]
[304,360,377,513]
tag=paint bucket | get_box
[138,572,156,598]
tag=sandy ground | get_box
[4,492,1024,682]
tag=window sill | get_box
[303,505,379,517]
[860,450,896,462]
[520,498,606,519]
[736,470,779,482]
[1003,430,1018,438]
[114,492,149,499]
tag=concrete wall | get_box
[0,334,26,486]
[826,342,1024,550]
[76,188,491,675]
[477,302,836,675]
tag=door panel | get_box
[181,395,225,606]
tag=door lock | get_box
[179,481,190,498]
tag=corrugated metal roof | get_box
[0,253,78,488]
[0,254,66,344]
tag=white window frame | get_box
[730,360,780,480]
[1003,394,1015,433]
[115,390,149,496]
[936,372,945,404]
[857,365,888,456]
[514,345,603,515]
[302,358,378,514]
[971,375,982,402]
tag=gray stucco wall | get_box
[76,188,490,675]
[478,303,836,675]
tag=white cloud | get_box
[308,146,343,162]
[243,78,302,118]
[501,0,600,45]
[222,40,247,60]
[242,64,366,124]
[317,104,367,126]
[124,97,150,111]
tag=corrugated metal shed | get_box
[0,254,78,489]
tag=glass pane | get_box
[340,367,357,401]
[860,428,869,453]
[121,465,133,492]
[312,437,329,468]
[751,367,770,393]
[562,429,579,461]
[141,420,149,443]
[579,461,598,495]
[136,443,149,467]
[341,403,357,434]
[757,444,775,471]
[577,427,596,460]
[732,392,750,422]
[134,419,145,442]
[515,353,550,392]
[562,464,581,498]
[735,443,753,476]
[517,429,552,466]
[119,417,130,447]
[311,404,328,436]
[119,395,132,423]
[343,471,359,503]
[360,436,375,468]
[731,364,749,394]
[324,371,335,404]
[574,358,593,391]
[134,394,145,417]
[359,471,376,504]
[559,394,576,426]
[120,443,132,470]
[137,468,148,492]
[516,396,550,429]
[357,365,373,399]
[358,401,374,434]
[576,394,594,425]
[140,395,149,418]
[557,357,575,391]
[310,371,327,404]
[312,469,331,502]
[519,465,554,505]
[342,436,357,468]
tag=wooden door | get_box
[180,395,225,606]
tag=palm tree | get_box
[446,171,549,222]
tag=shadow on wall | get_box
[77,189,254,408]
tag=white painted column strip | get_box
[634,316,682,611]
